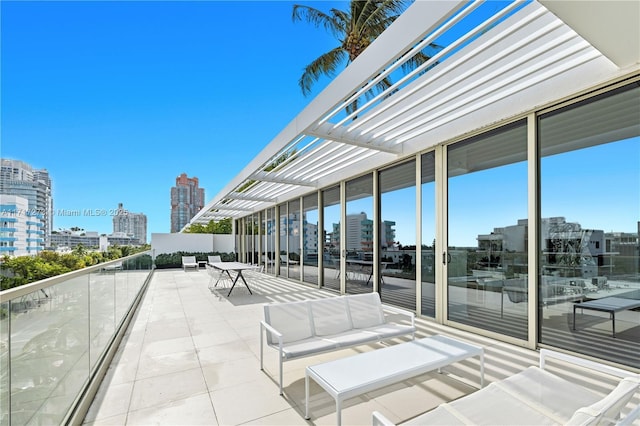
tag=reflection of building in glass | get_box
[303,219,318,255]
[112,203,148,244]
[0,194,44,256]
[329,213,396,254]
[277,212,318,256]
[476,217,636,278]
[0,159,53,247]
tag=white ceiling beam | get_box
[249,171,317,187]
[305,122,402,154]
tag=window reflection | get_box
[322,186,341,292]
[539,84,640,368]
[303,194,319,286]
[345,175,374,295]
[447,120,528,339]
[288,200,301,280]
[421,152,436,317]
[380,161,416,310]
[278,204,287,277]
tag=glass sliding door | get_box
[288,199,301,281]
[421,151,436,317]
[539,83,640,368]
[447,121,528,340]
[379,161,416,310]
[345,174,374,295]
[278,203,287,277]
[265,207,276,274]
[303,193,319,286]
[322,186,341,291]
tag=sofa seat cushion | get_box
[311,297,353,336]
[365,323,416,340]
[347,293,386,328]
[280,337,339,359]
[325,329,380,347]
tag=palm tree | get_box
[292,0,433,113]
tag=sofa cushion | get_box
[347,292,385,328]
[325,329,380,347]
[264,301,312,344]
[281,337,338,359]
[364,323,416,340]
[310,297,353,336]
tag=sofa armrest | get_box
[539,349,635,380]
[381,304,415,328]
[260,320,283,347]
[372,411,396,426]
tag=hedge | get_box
[154,251,236,269]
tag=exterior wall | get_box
[151,233,234,256]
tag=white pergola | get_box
[188,0,639,227]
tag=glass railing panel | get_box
[1,301,9,426]
[10,276,90,425]
[89,270,115,371]
[1,251,152,424]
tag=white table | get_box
[305,334,484,425]
[208,262,257,296]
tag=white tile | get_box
[83,381,133,422]
[127,393,218,425]
[129,367,208,412]
[209,379,292,425]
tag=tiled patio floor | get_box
[82,268,638,425]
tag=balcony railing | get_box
[0,251,153,425]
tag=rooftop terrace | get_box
[82,269,639,425]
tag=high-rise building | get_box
[0,194,44,256]
[0,159,53,247]
[170,173,204,232]
[112,203,148,244]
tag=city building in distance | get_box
[0,158,53,247]
[112,203,148,244]
[50,228,139,251]
[170,173,204,233]
[0,194,45,256]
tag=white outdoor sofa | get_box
[372,348,640,426]
[260,292,416,394]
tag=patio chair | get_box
[208,255,222,264]
[372,348,640,426]
[182,256,198,272]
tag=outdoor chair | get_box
[208,255,222,264]
[181,256,198,271]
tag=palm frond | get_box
[292,5,343,38]
[299,47,347,96]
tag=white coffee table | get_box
[305,334,484,425]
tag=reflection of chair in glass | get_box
[501,279,527,318]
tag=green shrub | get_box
[153,251,235,269]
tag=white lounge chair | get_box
[181,256,198,271]
[372,349,640,426]
[208,255,222,264]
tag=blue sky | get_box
[2,1,638,248]
[1,1,344,239]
